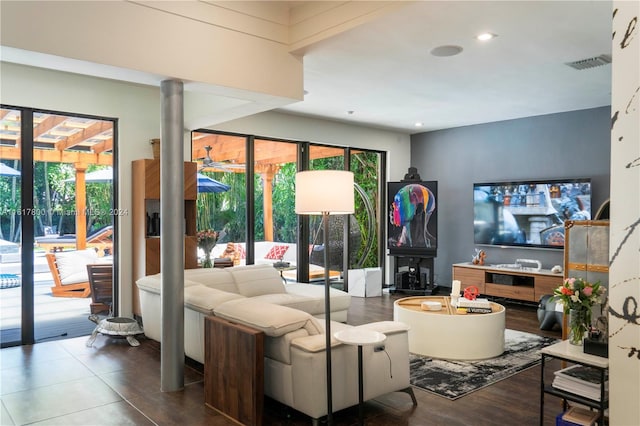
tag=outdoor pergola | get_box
[0,109,113,248]
[192,132,349,241]
[1,108,352,247]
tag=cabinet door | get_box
[452,266,485,293]
[535,275,563,300]
[564,220,609,288]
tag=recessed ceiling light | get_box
[430,45,463,57]
[415,122,424,127]
[347,110,354,115]
[476,33,497,41]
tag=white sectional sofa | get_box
[136,263,415,423]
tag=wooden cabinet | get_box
[563,220,610,340]
[132,159,198,315]
[452,263,563,303]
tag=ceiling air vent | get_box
[566,54,612,70]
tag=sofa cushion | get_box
[265,244,289,260]
[284,283,351,313]
[136,274,202,294]
[184,285,245,315]
[184,268,238,293]
[55,249,98,285]
[250,292,342,317]
[213,298,323,337]
[265,328,310,365]
[229,264,286,297]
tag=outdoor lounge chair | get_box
[36,225,113,256]
[46,249,99,298]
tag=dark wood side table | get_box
[204,316,264,426]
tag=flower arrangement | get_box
[197,229,219,268]
[552,277,606,313]
[552,277,606,345]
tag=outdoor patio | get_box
[0,263,97,345]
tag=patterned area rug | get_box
[410,329,558,400]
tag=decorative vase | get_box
[568,307,591,346]
[202,252,213,268]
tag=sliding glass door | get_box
[190,130,386,288]
[0,106,117,347]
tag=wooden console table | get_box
[204,316,264,425]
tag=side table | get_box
[334,328,386,425]
[539,339,608,426]
[273,262,296,283]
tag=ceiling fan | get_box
[198,145,245,172]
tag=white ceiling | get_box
[279,1,613,134]
[1,1,613,135]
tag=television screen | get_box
[387,181,438,256]
[473,178,591,249]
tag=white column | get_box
[609,2,640,425]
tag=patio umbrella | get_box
[62,168,228,192]
[0,163,21,177]
[63,167,113,183]
[197,173,230,193]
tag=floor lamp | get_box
[295,170,355,425]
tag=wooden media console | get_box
[452,262,563,302]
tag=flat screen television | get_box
[387,180,438,256]
[473,178,591,249]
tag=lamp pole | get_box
[322,211,333,425]
[294,169,354,426]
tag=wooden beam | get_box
[33,115,67,140]
[259,164,279,242]
[0,146,113,166]
[91,138,113,154]
[54,121,112,151]
[74,165,88,251]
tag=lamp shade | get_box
[295,170,355,215]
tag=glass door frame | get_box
[0,104,119,347]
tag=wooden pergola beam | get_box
[54,121,112,151]
[0,146,113,166]
[91,138,113,154]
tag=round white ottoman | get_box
[393,296,505,360]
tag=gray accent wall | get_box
[409,106,611,289]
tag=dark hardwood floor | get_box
[0,292,565,425]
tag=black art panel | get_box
[387,181,438,256]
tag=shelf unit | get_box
[132,159,198,315]
[539,340,608,426]
[451,263,563,302]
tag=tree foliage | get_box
[195,152,381,268]
[1,161,113,243]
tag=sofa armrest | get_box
[290,321,353,353]
[214,298,323,337]
[354,320,410,336]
